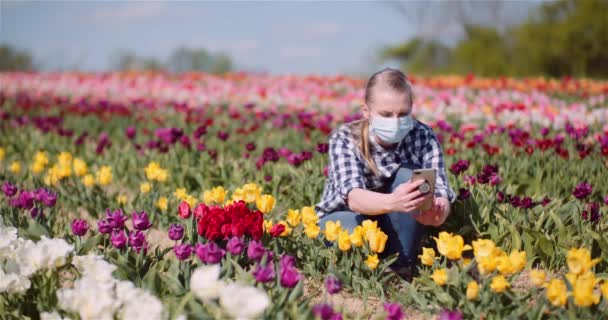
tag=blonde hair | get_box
[357,68,414,176]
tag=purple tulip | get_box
[179,135,191,149]
[217,131,229,141]
[16,190,35,209]
[604,195,608,206]
[325,275,342,294]
[111,230,127,249]
[572,182,592,200]
[299,151,313,161]
[125,126,136,140]
[262,147,279,162]
[193,125,207,139]
[98,219,112,234]
[155,127,183,144]
[173,243,192,260]
[520,196,534,209]
[30,207,43,219]
[34,188,57,207]
[277,147,292,158]
[2,181,18,197]
[74,131,88,146]
[279,255,300,288]
[196,142,207,152]
[316,143,329,154]
[497,191,505,203]
[71,219,88,236]
[247,240,266,261]
[383,302,404,320]
[168,224,184,241]
[582,202,601,222]
[245,142,256,151]
[510,196,521,207]
[132,211,152,230]
[106,208,128,230]
[438,309,463,320]
[286,154,302,167]
[541,196,551,207]
[96,132,112,155]
[195,242,226,264]
[489,174,502,186]
[312,304,334,320]
[449,159,470,175]
[264,174,273,182]
[457,188,470,201]
[253,262,275,283]
[226,236,244,255]
[128,230,147,253]
[329,313,343,320]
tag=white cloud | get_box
[92,2,165,22]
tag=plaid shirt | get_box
[315,119,456,217]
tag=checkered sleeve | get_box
[421,128,456,203]
[328,129,366,206]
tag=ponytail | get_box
[359,119,380,177]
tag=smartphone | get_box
[411,168,436,212]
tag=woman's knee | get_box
[317,210,365,233]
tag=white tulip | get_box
[190,264,225,301]
[219,282,270,320]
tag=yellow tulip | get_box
[116,195,127,205]
[431,268,448,286]
[349,226,364,247]
[545,279,568,307]
[365,229,388,253]
[434,232,472,260]
[361,220,379,235]
[202,186,227,204]
[324,220,342,242]
[0,147,5,161]
[156,197,168,211]
[174,188,188,200]
[466,281,479,300]
[304,224,320,239]
[184,194,197,208]
[496,255,514,276]
[96,166,112,186]
[140,182,152,194]
[72,158,88,177]
[567,248,601,275]
[301,206,318,225]
[490,275,509,293]
[462,258,472,267]
[82,174,95,187]
[231,187,245,201]
[145,162,169,182]
[286,209,301,227]
[263,220,274,233]
[9,161,21,174]
[477,255,498,275]
[572,272,600,307]
[243,183,262,203]
[600,281,608,301]
[472,239,496,259]
[529,269,546,287]
[31,161,46,174]
[256,194,276,214]
[338,230,351,251]
[418,247,436,266]
[509,251,526,273]
[58,152,72,165]
[34,151,48,165]
[365,254,379,270]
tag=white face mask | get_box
[369,114,414,144]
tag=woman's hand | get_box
[414,197,451,226]
[386,179,431,213]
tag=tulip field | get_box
[1,71,608,319]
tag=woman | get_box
[315,68,456,279]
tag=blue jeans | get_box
[317,164,426,268]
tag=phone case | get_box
[411,169,436,212]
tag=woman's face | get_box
[362,89,412,119]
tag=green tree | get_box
[0,45,34,71]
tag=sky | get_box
[0,1,538,75]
